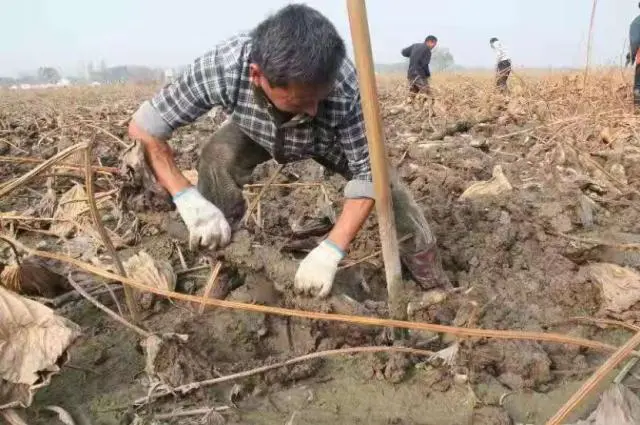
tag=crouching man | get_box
[128,4,450,298]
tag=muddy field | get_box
[2,70,640,425]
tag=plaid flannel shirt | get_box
[132,35,373,199]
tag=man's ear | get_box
[249,63,263,85]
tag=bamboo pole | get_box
[583,0,598,87]
[346,0,405,321]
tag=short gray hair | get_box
[250,4,346,87]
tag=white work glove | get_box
[294,240,345,298]
[173,186,231,251]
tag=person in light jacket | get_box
[490,37,511,93]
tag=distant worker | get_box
[629,3,640,106]
[489,37,511,93]
[401,35,438,94]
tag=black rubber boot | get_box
[401,244,452,290]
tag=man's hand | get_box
[294,240,344,298]
[173,187,231,250]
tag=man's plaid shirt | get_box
[132,35,373,198]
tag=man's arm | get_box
[331,91,376,250]
[422,47,432,78]
[128,47,235,250]
[129,49,230,193]
[128,122,191,196]
[294,89,376,298]
[401,45,413,58]
[327,198,374,251]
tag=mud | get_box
[2,72,640,424]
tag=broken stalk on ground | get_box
[198,261,223,314]
[1,233,635,356]
[84,142,138,321]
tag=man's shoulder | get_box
[329,58,359,102]
[412,43,427,52]
[206,34,252,69]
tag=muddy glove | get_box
[173,186,231,251]
[294,240,344,298]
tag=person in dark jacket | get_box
[630,3,640,106]
[401,35,438,94]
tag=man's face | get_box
[426,40,437,50]
[250,64,333,117]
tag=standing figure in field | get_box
[128,5,451,298]
[490,37,511,93]
[630,3,640,106]
[401,35,438,95]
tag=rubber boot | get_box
[401,244,452,290]
[388,172,452,290]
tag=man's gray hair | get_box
[250,4,346,87]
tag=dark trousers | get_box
[408,76,430,94]
[496,60,511,92]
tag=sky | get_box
[0,0,636,77]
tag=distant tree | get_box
[36,67,61,83]
[431,48,455,72]
[0,77,16,87]
[99,65,164,83]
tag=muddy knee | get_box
[197,125,249,220]
[197,122,271,221]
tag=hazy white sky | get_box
[0,0,636,76]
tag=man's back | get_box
[402,43,431,80]
[491,40,509,63]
